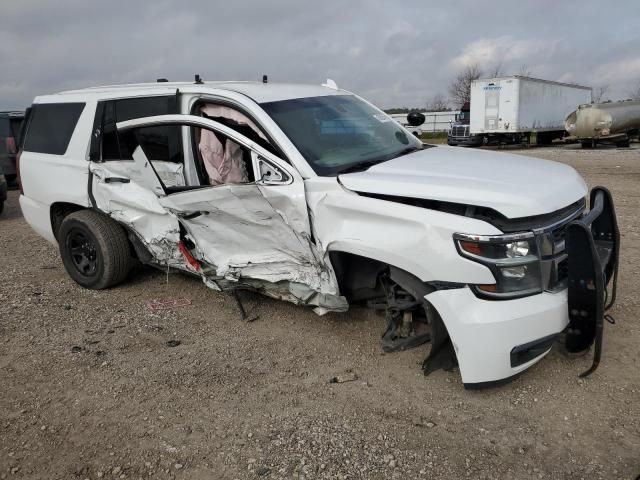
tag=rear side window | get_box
[100,96,181,162]
[23,103,85,155]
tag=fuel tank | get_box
[565,100,640,139]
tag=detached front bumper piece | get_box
[566,186,619,376]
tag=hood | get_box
[338,146,587,218]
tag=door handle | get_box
[104,177,130,184]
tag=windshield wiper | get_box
[336,159,388,175]
[394,145,423,158]
[336,145,425,175]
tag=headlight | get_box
[455,232,542,299]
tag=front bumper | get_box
[426,187,619,387]
[0,154,16,177]
[447,135,483,146]
[425,287,569,385]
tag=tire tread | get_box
[59,209,132,289]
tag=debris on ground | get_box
[328,372,359,384]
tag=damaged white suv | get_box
[18,79,619,388]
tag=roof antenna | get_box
[262,74,268,84]
[194,74,203,85]
[156,78,168,83]
[322,78,338,90]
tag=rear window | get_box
[0,117,9,136]
[10,118,23,139]
[23,103,85,155]
[0,118,9,154]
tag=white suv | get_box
[18,79,619,387]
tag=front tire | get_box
[58,210,132,289]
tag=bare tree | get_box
[627,81,640,100]
[448,64,482,107]
[517,64,532,76]
[426,93,449,112]
[488,61,503,78]
[592,84,610,103]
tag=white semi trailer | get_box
[469,76,592,145]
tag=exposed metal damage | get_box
[90,163,347,314]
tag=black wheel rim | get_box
[67,228,99,276]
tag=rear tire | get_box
[0,201,4,215]
[58,210,132,289]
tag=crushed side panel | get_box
[161,184,347,313]
[91,164,184,267]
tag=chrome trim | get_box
[531,202,585,235]
[454,203,585,299]
[454,231,535,243]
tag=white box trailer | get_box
[470,76,592,144]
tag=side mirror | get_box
[407,111,426,127]
[254,154,291,185]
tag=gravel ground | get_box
[1,145,639,479]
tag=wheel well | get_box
[330,250,456,373]
[50,202,85,241]
[50,203,144,262]
[329,251,387,303]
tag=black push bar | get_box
[565,187,619,377]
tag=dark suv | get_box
[0,111,25,184]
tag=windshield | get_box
[262,95,423,176]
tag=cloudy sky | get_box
[1,0,639,110]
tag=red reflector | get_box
[478,284,498,293]
[5,136,16,154]
[178,241,201,271]
[460,240,483,256]
[16,150,23,195]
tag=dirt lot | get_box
[1,145,639,480]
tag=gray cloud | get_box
[1,0,639,109]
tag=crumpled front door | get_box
[160,182,346,313]
[103,114,347,314]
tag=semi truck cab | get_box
[447,102,483,147]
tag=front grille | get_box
[552,225,566,243]
[557,258,569,283]
[451,125,469,137]
[538,215,579,292]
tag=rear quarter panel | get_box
[19,100,96,243]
